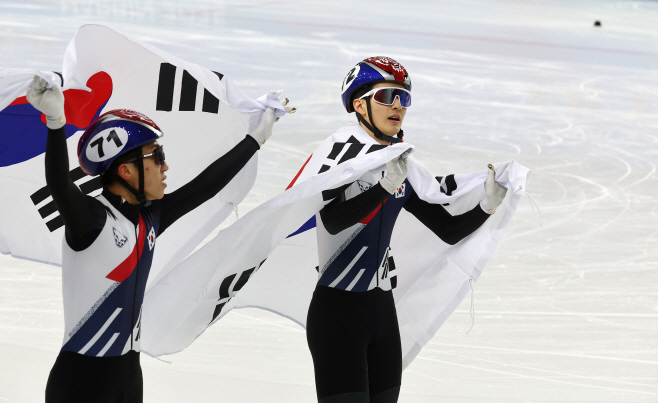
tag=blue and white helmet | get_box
[77,109,163,176]
[341,56,412,113]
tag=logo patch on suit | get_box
[147,227,156,250]
[357,180,373,193]
[113,228,128,248]
[395,183,406,198]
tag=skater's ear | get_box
[353,97,368,116]
[351,84,374,117]
[116,162,136,181]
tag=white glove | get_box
[249,107,276,146]
[26,75,66,129]
[480,164,508,214]
[280,96,296,115]
[379,152,409,194]
[249,97,296,146]
[249,98,297,145]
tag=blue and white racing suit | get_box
[44,125,261,402]
[307,134,490,402]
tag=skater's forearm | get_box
[45,127,96,237]
[320,183,390,235]
[403,192,489,245]
[158,135,259,233]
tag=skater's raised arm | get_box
[157,135,259,233]
[27,76,99,240]
[403,193,488,245]
[403,166,507,245]
[45,127,100,238]
[157,107,280,234]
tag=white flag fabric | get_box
[0,25,286,290]
[142,122,530,368]
[1,24,529,368]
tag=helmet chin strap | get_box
[115,159,149,205]
[356,98,404,144]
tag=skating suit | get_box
[44,126,260,402]
[307,159,489,403]
[316,170,411,293]
[60,194,157,358]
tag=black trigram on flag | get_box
[210,259,267,323]
[156,63,225,114]
[320,136,387,201]
[435,174,457,206]
[318,135,386,174]
[30,167,102,232]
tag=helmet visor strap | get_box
[113,158,148,205]
[117,146,164,204]
[356,97,403,144]
[137,158,146,204]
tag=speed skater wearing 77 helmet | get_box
[77,109,164,204]
[341,56,411,144]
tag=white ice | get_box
[1,0,657,401]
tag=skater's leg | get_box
[367,290,402,403]
[45,351,142,403]
[307,286,371,401]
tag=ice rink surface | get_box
[1,0,657,401]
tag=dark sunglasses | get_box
[359,87,411,108]
[125,145,166,166]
